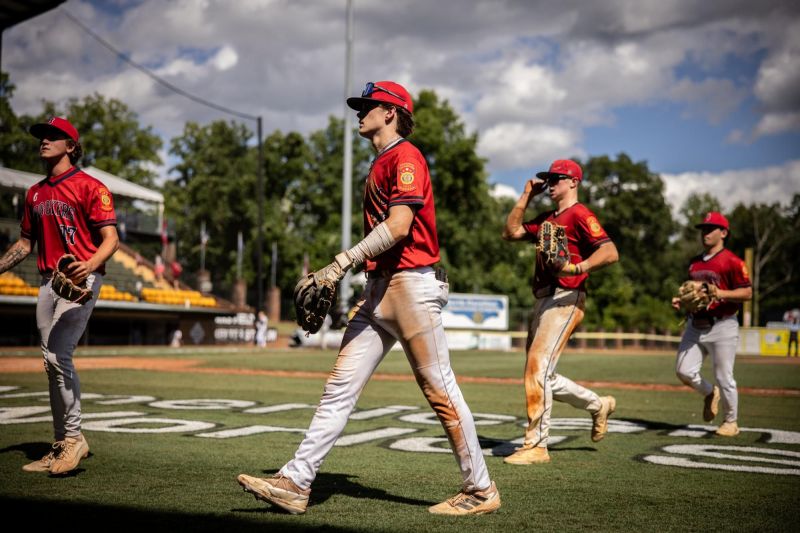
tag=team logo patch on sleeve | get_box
[98,188,113,212]
[397,162,417,192]
[586,216,604,237]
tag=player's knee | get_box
[676,370,694,386]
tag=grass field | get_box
[1,345,799,532]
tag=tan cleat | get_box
[22,441,65,472]
[715,421,740,437]
[428,481,501,516]
[237,473,310,515]
[503,445,550,465]
[703,385,720,422]
[49,434,89,475]
[591,395,617,442]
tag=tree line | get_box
[1,72,798,330]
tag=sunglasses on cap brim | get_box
[361,82,406,102]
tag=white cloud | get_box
[754,112,800,138]
[3,0,799,187]
[478,122,583,170]
[489,183,520,201]
[662,160,800,215]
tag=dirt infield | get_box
[1,356,798,397]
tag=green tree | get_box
[580,153,679,330]
[165,120,256,294]
[0,72,40,173]
[727,197,800,324]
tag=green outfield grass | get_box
[1,346,799,532]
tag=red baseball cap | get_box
[536,159,583,182]
[695,211,729,230]
[30,116,80,142]
[347,81,413,114]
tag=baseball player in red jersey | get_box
[0,117,119,474]
[502,159,619,465]
[238,81,499,516]
[672,212,752,437]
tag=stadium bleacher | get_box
[0,226,219,309]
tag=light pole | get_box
[339,0,354,319]
[256,116,265,315]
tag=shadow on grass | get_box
[1,441,53,460]
[244,469,434,510]
[0,496,362,532]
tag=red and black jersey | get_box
[20,167,117,275]
[688,248,751,319]
[362,140,440,271]
[522,203,611,292]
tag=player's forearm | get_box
[502,196,532,240]
[87,230,120,272]
[0,239,32,274]
[340,222,400,269]
[716,286,752,303]
[577,241,619,273]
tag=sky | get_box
[3,0,799,217]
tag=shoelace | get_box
[55,439,78,459]
[447,490,487,508]
[43,441,65,462]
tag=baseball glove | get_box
[537,220,570,272]
[676,280,717,313]
[51,254,93,305]
[293,272,337,334]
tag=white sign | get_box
[442,293,509,331]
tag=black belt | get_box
[366,266,448,283]
[691,315,716,329]
[367,269,397,279]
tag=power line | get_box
[61,9,257,121]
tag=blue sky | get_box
[3,0,799,213]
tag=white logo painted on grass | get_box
[642,444,800,476]
[4,387,800,476]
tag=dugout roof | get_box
[0,165,164,205]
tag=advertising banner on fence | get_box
[738,326,793,357]
[441,293,511,351]
[442,293,509,330]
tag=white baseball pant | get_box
[36,272,103,441]
[675,315,739,423]
[523,288,601,448]
[281,267,491,492]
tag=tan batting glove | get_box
[314,252,352,285]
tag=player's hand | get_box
[524,178,546,196]
[556,262,581,277]
[671,296,681,311]
[706,283,720,301]
[64,260,91,285]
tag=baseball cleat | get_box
[503,444,550,465]
[591,395,617,442]
[715,421,740,437]
[428,481,501,515]
[49,434,89,475]
[22,441,65,472]
[703,385,720,422]
[237,473,310,515]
